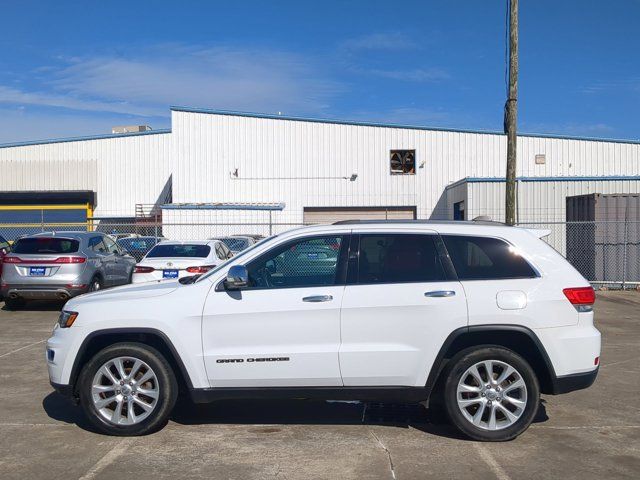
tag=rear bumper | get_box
[1,285,88,300]
[549,367,599,395]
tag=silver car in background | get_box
[0,231,136,309]
[210,235,261,254]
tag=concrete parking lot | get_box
[0,292,638,480]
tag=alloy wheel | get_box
[456,359,528,431]
[91,356,160,425]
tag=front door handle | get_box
[303,295,333,303]
[424,290,456,298]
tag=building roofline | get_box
[171,106,640,145]
[446,175,640,189]
[0,128,172,149]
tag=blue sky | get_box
[1,0,638,143]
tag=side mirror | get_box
[225,265,249,290]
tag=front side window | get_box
[246,235,344,289]
[102,236,119,254]
[357,234,446,284]
[442,235,537,280]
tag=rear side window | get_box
[357,234,446,284]
[146,244,211,258]
[442,235,537,280]
[12,237,79,254]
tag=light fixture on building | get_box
[350,173,358,181]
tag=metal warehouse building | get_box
[1,106,639,238]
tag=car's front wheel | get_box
[78,343,178,436]
[443,346,540,441]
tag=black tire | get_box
[443,346,540,441]
[4,297,26,310]
[88,275,103,293]
[78,342,178,436]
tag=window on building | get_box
[390,150,416,175]
[357,234,446,284]
[442,235,537,280]
[247,236,344,289]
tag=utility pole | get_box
[504,0,518,225]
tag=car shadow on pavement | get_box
[1,300,64,312]
[42,392,101,433]
[42,393,549,440]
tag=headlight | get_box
[58,310,78,328]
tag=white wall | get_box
[171,110,640,223]
[0,132,172,217]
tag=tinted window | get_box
[247,236,343,289]
[443,235,537,280]
[146,244,211,258]
[13,237,79,254]
[357,234,446,284]
[88,236,107,253]
[0,235,9,250]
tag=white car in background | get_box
[132,240,232,283]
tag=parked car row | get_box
[0,231,264,309]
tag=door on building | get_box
[453,201,465,220]
[303,206,416,225]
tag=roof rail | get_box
[332,219,508,226]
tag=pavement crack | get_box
[368,429,397,480]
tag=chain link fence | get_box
[1,219,639,289]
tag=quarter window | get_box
[246,236,344,289]
[442,235,537,280]
[357,234,446,284]
[88,237,107,253]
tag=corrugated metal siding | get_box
[0,133,172,217]
[172,110,640,223]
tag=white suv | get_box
[46,221,600,441]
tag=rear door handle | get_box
[424,290,456,298]
[303,295,333,303]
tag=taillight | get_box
[2,256,85,264]
[134,266,155,273]
[563,287,595,312]
[54,256,86,264]
[186,265,213,274]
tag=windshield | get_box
[221,237,250,251]
[12,237,79,254]
[195,235,277,283]
[146,244,211,258]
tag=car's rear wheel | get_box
[88,276,103,293]
[443,346,540,441]
[78,343,178,436]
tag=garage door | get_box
[303,206,417,225]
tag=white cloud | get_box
[0,44,343,119]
